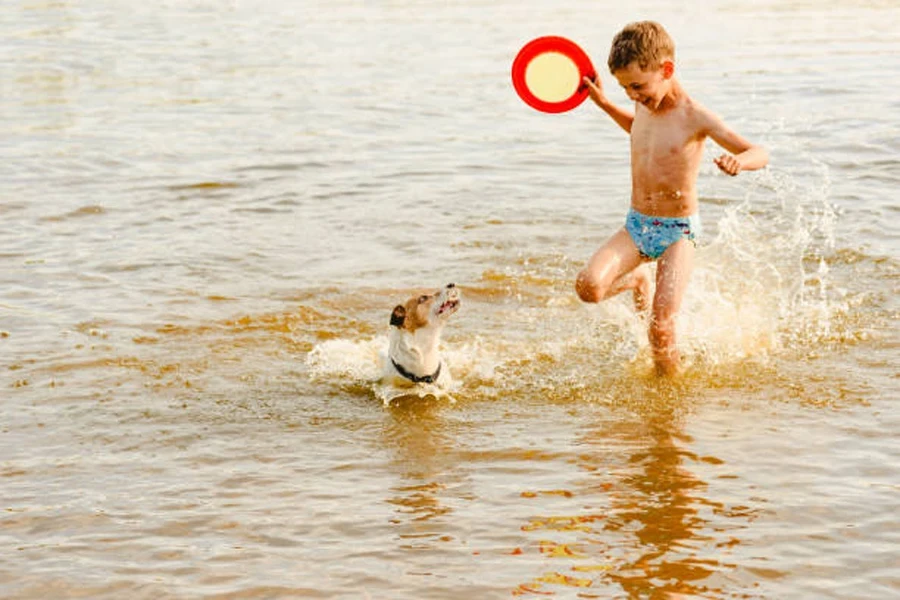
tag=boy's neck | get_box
[655,78,684,112]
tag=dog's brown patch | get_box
[399,292,436,333]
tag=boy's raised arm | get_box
[703,109,769,176]
[583,75,634,134]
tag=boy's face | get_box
[612,60,674,111]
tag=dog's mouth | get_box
[437,298,459,316]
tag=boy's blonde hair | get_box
[607,21,675,72]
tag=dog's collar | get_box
[391,358,441,384]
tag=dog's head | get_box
[390,283,460,332]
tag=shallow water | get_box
[2,0,898,598]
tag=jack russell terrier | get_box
[381,283,460,395]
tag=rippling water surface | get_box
[2,1,898,598]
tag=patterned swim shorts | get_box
[625,208,701,260]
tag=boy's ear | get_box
[662,59,675,79]
[390,305,406,328]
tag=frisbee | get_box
[511,36,596,113]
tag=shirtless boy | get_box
[575,21,768,376]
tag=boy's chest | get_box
[631,109,703,158]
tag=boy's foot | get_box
[631,264,652,313]
[654,355,681,377]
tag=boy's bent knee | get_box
[575,271,603,303]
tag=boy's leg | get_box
[649,238,695,376]
[575,228,649,309]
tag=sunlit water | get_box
[1,1,898,598]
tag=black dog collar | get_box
[391,358,441,384]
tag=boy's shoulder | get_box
[671,92,720,134]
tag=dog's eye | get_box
[418,295,429,304]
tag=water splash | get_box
[306,335,461,405]
[303,160,859,403]
[306,336,384,383]
[678,161,841,367]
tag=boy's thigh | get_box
[653,238,695,315]
[586,228,644,280]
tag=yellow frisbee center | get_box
[524,51,580,103]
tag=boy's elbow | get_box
[745,145,768,170]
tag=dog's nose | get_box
[447,283,455,288]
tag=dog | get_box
[380,283,460,398]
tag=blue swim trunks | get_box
[625,208,701,259]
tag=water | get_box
[2,0,898,598]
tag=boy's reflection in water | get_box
[515,385,752,598]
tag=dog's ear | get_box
[390,305,406,328]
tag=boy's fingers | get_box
[714,155,738,175]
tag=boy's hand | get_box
[714,153,742,176]
[582,75,607,107]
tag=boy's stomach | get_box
[630,186,698,217]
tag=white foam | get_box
[305,336,384,382]
[674,164,840,365]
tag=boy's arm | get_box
[702,109,769,176]
[583,76,634,133]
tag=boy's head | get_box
[607,21,677,110]
[607,21,675,72]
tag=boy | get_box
[575,21,768,376]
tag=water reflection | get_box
[515,382,751,598]
[603,421,729,598]
[381,398,460,549]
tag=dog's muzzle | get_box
[437,284,460,316]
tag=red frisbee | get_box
[511,36,596,113]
